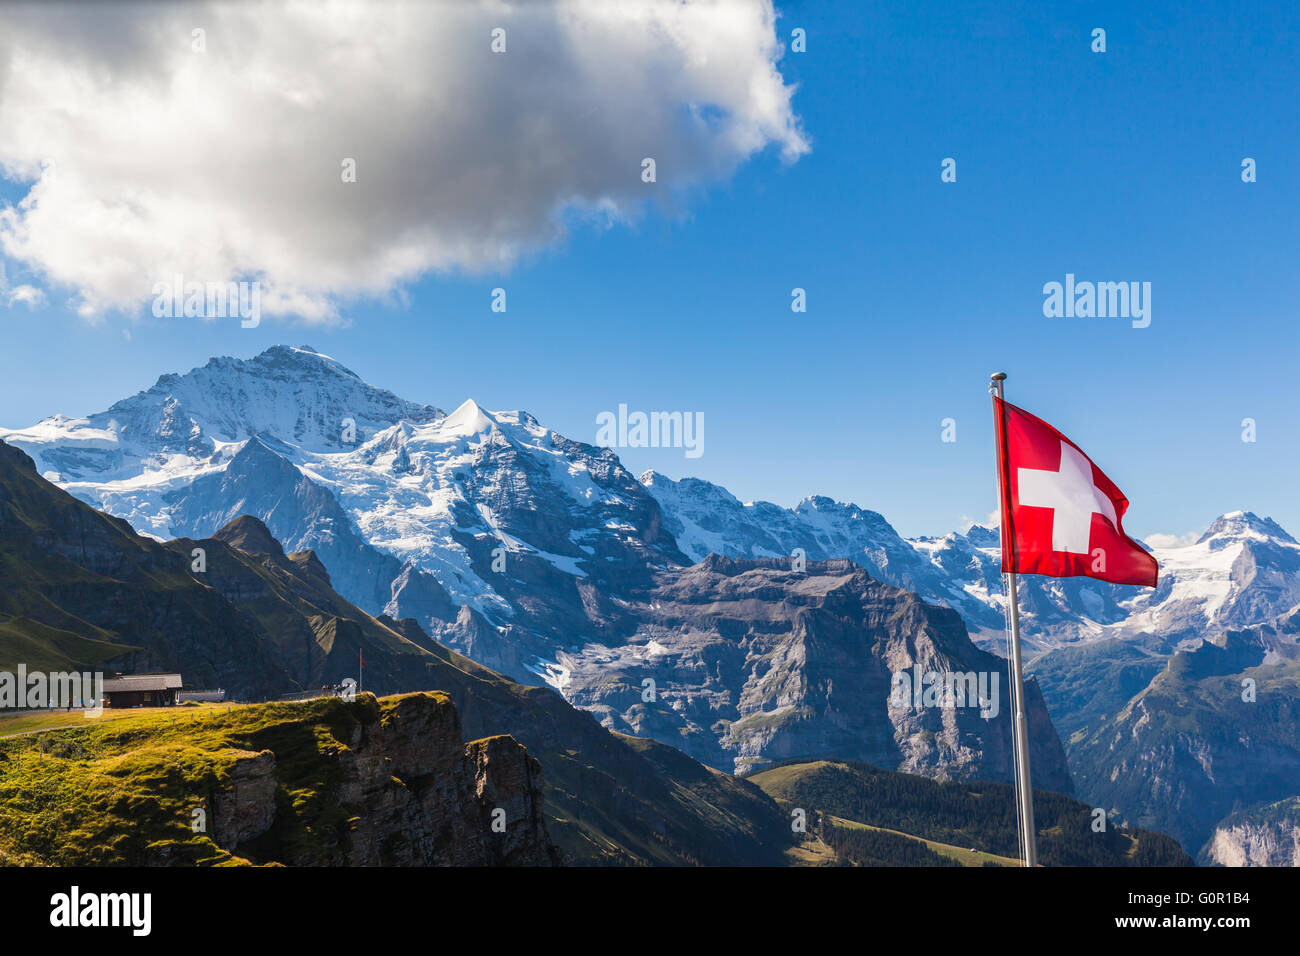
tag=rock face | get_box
[220,693,559,866]
[558,555,1073,791]
[1205,797,1300,866]
[211,750,278,850]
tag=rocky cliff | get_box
[0,692,560,867]
[1204,797,1300,866]
[220,692,558,866]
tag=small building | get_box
[101,674,183,708]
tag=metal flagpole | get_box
[989,372,1038,868]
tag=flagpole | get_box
[990,372,1038,868]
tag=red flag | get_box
[993,397,1157,587]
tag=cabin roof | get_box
[102,674,183,693]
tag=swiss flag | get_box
[993,398,1157,587]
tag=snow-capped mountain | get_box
[6,346,1295,662]
[0,345,684,653]
[1117,512,1300,641]
[1,345,444,538]
[4,344,1295,783]
[640,472,1300,654]
[0,344,1063,783]
[640,470,1007,632]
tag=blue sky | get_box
[1,0,1296,541]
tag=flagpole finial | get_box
[990,372,1007,381]
[990,372,1007,397]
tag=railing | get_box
[273,689,354,702]
[177,689,226,703]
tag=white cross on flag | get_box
[993,398,1157,587]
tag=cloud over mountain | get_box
[0,0,808,322]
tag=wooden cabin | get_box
[100,674,183,708]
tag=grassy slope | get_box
[162,524,452,694]
[0,619,137,674]
[0,704,215,739]
[0,687,792,868]
[750,758,1191,867]
[0,694,407,866]
[827,815,1021,867]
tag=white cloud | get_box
[0,1,808,323]
[1143,531,1199,549]
[5,283,45,309]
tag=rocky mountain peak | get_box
[964,524,1001,548]
[213,514,286,559]
[793,495,898,535]
[98,344,445,454]
[288,549,332,585]
[1196,511,1297,546]
[0,439,36,474]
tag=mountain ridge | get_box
[7,345,1290,793]
[641,469,1300,654]
[0,440,793,866]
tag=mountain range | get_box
[0,431,1161,867]
[0,345,1069,787]
[4,345,1299,850]
[0,438,790,865]
[12,345,1295,668]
